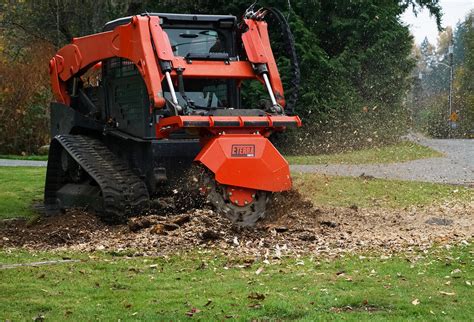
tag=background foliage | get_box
[411,10,473,138]
[0,0,448,154]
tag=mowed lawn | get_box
[286,141,442,165]
[0,166,472,220]
[0,164,473,320]
[1,141,441,165]
[0,167,45,219]
[0,154,48,161]
[1,245,473,320]
[293,174,473,209]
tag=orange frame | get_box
[49,15,286,110]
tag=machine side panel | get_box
[106,72,153,138]
[50,102,103,136]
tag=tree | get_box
[0,0,446,153]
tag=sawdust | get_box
[0,190,472,257]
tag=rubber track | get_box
[44,135,149,223]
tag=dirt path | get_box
[291,137,474,185]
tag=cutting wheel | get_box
[200,171,269,227]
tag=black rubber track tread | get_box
[44,134,149,223]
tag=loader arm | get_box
[49,14,287,112]
[49,16,172,107]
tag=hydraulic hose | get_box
[264,7,300,115]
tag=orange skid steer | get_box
[44,6,301,226]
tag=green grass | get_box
[0,167,45,219]
[0,167,471,220]
[0,154,48,161]
[1,245,472,320]
[294,174,473,208]
[287,141,443,165]
[1,141,440,165]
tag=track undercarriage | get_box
[45,134,274,226]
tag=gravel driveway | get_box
[1,136,472,185]
[291,137,474,185]
[0,159,47,167]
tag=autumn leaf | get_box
[248,292,265,301]
[439,291,455,296]
[185,308,201,317]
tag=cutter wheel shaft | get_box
[44,135,149,223]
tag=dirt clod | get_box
[320,221,338,228]
[201,230,221,241]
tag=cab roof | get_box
[103,13,237,31]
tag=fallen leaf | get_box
[412,298,420,305]
[451,268,462,275]
[233,237,239,246]
[150,224,167,235]
[185,308,201,317]
[248,292,265,300]
[439,291,455,296]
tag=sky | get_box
[400,0,474,45]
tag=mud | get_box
[1,190,472,257]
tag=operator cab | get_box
[103,13,245,114]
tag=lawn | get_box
[293,173,473,209]
[286,141,443,165]
[0,141,442,165]
[1,245,472,320]
[0,154,48,161]
[0,167,45,219]
[0,167,472,220]
[1,163,473,320]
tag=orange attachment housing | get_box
[195,134,292,192]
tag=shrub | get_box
[0,42,53,154]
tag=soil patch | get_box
[1,190,472,257]
[0,212,105,247]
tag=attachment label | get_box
[231,144,255,157]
